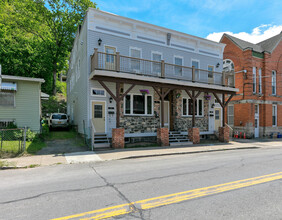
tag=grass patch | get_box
[45,130,77,141]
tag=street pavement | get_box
[1,141,282,219]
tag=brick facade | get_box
[221,33,282,138]
[157,127,169,146]
[112,128,125,148]
[188,127,200,144]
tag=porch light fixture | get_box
[216,63,220,68]
[140,89,149,96]
[109,97,113,103]
[211,104,215,108]
[98,38,102,46]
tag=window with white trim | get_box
[182,98,203,116]
[228,105,234,126]
[258,68,262,94]
[208,65,214,78]
[152,52,162,75]
[130,48,141,73]
[253,67,256,93]
[174,56,183,76]
[91,88,106,97]
[124,94,153,115]
[272,70,276,95]
[272,105,277,126]
[192,60,199,80]
[0,92,15,107]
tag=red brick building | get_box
[220,31,282,138]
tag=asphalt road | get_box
[1,144,282,220]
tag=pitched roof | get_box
[221,31,282,53]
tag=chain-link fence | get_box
[0,128,26,154]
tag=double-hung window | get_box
[228,105,234,126]
[124,94,153,115]
[152,52,162,75]
[0,92,15,107]
[272,105,277,126]
[192,60,199,81]
[253,67,256,93]
[208,65,214,79]
[258,68,262,94]
[182,98,203,116]
[272,70,276,95]
[130,47,141,73]
[174,56,183,76]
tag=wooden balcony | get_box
[91,48,235,88]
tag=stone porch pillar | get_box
[188,127,200,144]
[157,127,169,146]
[218,126,230,142]
[112,128,124,148]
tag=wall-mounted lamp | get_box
[109,97,113,103]
[216,63,220,68]
[211,104,215,108]
[98,38,102,46]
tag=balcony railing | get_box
[91,48,234,87]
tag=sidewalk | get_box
[1,139,281,168]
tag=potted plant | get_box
[204,93,211,100]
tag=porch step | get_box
[94,133,110,149]
[169,131,191,146]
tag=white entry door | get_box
[214,108,222,131]
[254,104,259,138]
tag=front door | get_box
[254,104,259,138]
[92,101,106,133]
[105,46,116,70]
[164,101,170,128]
[214,107,222,131]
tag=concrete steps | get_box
[169,131,192,146]
[94,133,110,148]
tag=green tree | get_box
[0,0,97,95]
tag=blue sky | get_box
[94,0,282,43]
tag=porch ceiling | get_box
[89,70,238,94]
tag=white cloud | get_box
[206,24,282,43]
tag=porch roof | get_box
[89,70,238,94]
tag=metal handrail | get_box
[90,119,96,151]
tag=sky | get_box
[94,0,282,44]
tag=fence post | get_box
[192,66,195,82]
[23,127,27,151]
[116,52,120,72]
[94,48,98,69]
[161,60,165,78]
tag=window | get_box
[152,52,162,75]
[272,105,277,126]
[0,92,15,107]
[192,60,199,80]
[215,110,220,120]
[208,65,214,78]
[91,88,106,97]
[105,46,116,63]
[124,94,153,115]
[258,68,262,94]
[253,67,256,93]
[130,47,141,72]
[272,70,276,95]
[228,105,234,126]
[174,56,183,76]
[182,98,203,116]
[94,105,103,118]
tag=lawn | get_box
[45,130,77,140]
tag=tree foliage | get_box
[0,0,96,95]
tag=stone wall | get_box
[120,116,160,133]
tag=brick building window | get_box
[253,67,256,93]
[272,70,276,95]
[124,94,153,115]
[182,98,203,116]
[258,68,262,94]
[272,105,277,127]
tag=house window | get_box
[0,92,15,107]
[152,52,162,75]
[192,60,199,80]
[272,70,276,95]
[174,56,183,76]
[272,105,277,126]
[91,88,106,97]
[228,105,234,126]
[182,98,203,116]
[94,105,103,118]
[258,68,262,94]
[124,94,153,115]
[253,67,256,93]
[130,47,141,73]
[208,65,214,78]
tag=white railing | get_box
[90,119,96,151]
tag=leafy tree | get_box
[0,0,97,95]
